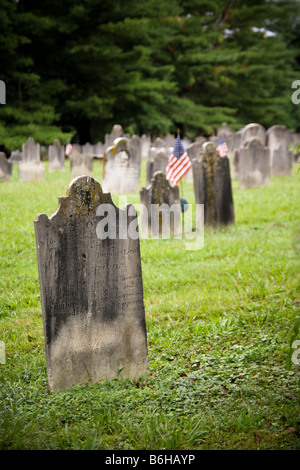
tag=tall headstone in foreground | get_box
[140,171,182,238]
[235,139,270,188]
[19,137,45,181]
[0,152,12,182]
[69,150,93,179]
[266,125,293,176]
[34,176,148,392]
[48,140,65,172]
[192,142,234,226]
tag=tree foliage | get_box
[0,0,299,151]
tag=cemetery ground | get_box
[0,158,299,451]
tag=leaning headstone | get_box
[19,137,45,181]
[266,125,293,176]
[34,175,149,392]
[140,171,182,238]
[235,139,270,188]
[0,152,12,182]
[192,142,234,226]
[146,149,169,184]
[69,151,93,179]
[48,140,65,172]
[102,137,140,193]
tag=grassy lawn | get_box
[0,158,299,450]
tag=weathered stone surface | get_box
[146,149,169,184]
[0,152,12,182]
[48,140,65,172]
[241,123,266,146]
[19,137,45,181]
[69,151,93,179]
[185,142,202,182]
[192,142,234,226]
[34,175,148,392]
[236,139,270,188]
[140,171,182,238]
[266,125,293,176]
[102,137,140,193]
[104,124,124,149]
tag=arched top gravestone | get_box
[34,176,148,392]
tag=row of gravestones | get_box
[1,122,298,187]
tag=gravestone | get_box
[241,123,266,146]
[102,137,140,193]
[146,149,169,184]
[81,142,94,156]
[185,142,202,182]
[104,124,124,149]
[266,125,293,176]
[94,141,105,159]
[34,175,149,392]
[8,150,23,165]
[69,151,93,179]
[48,140,65,172]
[141,134,151,159]
[192,142,234,226]
[235,139,270,188]
[19,137,45,181]
[140,171,182,238]
[0,152,12,182]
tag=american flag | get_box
[166,135,192,187]
[217,137,228,157]
[65,142,73,156]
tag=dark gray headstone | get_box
[140,171,181,238]
[192,142,234,226]
[0,152,12,182]
[34,175,148,392]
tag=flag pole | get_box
[177,128,184,198]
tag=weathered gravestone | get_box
[104,124,124,149]
[81,142,94,156]
[185,142,202,183]
[19,137,45,181]
[34,175,149,392]
[102,137,140,194]
[146,149,169,184]
[241,123,266,146]
[48,140,65,172]
[69,151,93,179]
[0,152,12,182]
[192,142,234,226]
[266,125,293,176]
[234,139,270,188]
[140,171,182,238]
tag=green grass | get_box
[0,159,299,450]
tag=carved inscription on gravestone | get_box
[34,176,148,392]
